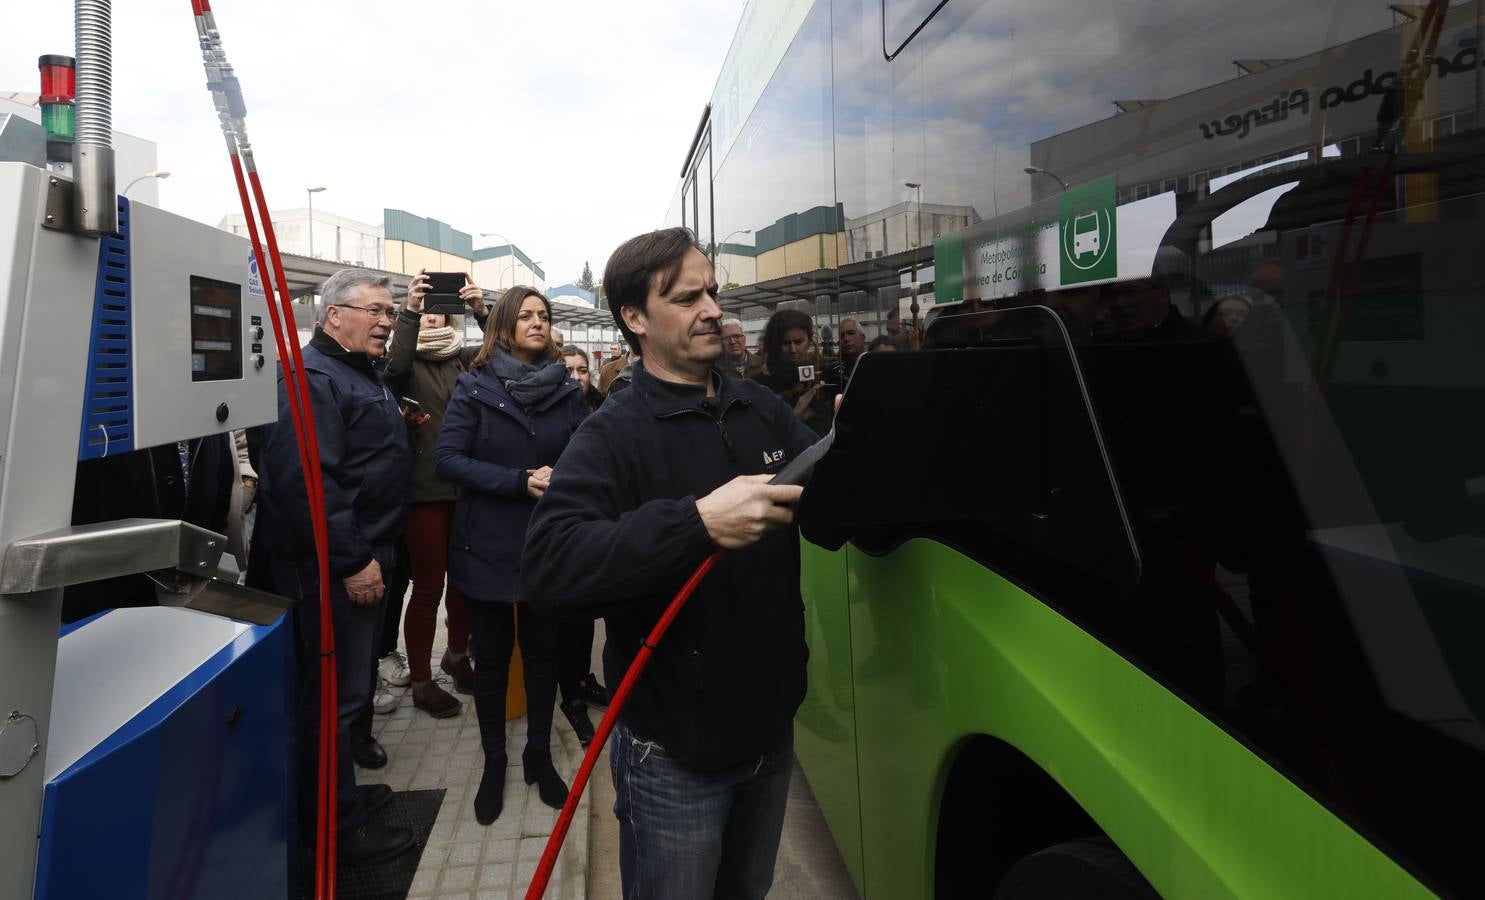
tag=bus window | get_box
[802,304,1141,596]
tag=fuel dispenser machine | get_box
[0,145,295,898]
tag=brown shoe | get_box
[411,681,462,719]
[441,651,475,695]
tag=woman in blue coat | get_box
[434,286,585,825]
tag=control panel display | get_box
[189,276,242,382]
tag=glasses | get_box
[336,304,396,321]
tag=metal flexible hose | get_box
[74,0,117,234]
[74,0,112,145]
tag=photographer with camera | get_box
[379,269,488,720]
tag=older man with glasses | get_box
[257,268,415,866]
[720,317,763,379]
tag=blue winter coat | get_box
[434,359,585,603]
[258,329,410,581]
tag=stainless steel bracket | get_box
[1,518,227,594]
[177,577,293,627]
[42,175,76,232]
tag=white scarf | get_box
[415,325,462,360]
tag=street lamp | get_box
[717,227,752,253]
[1023,166,1070,191]
[479,231,516,289]
[904,182,924,347]
[121,169,170,196]
[306,186,326,258]
[715,228,752,284]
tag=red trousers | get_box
[402,501,470,682]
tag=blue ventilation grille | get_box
[77,196,134,460]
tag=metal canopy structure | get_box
[718,245,927,318]
[272,255,610,328]
[547,300,614,329]
[275,252,413,300]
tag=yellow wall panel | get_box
[384,240,406,274]
[784,237,818,275]
[438,252,472,274]
[473,257,510,290]
[401,242,442,275]
[757,247,787,282]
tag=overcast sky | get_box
[2,1,743,285]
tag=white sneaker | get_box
[378,650,411,687]
[373,677,400,715]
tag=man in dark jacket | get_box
[720,317,764,379]
[257,268,413,865]
[523,228,815,900]
[829,317,866,387]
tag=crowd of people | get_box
[57,217,1274,895]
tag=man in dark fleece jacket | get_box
[257,269,413,866]
[523,228,816,900]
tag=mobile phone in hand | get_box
[424,272,470,313]
[399,396,430,427]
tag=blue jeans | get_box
[610,720,793,900]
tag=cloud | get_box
[0,0,744,285]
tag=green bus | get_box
[670,0,1483,896]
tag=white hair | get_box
[318,268,393,325]
[720,317,743,331]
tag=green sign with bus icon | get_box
[1059,175,1117,285]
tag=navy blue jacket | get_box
[522,364,816,771]
[434,356,585,603]
[258,329,410,581]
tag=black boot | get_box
[474,752,507,825]
[351,734,387,769]
[523,747,569,810]
[578,673,611,708]
[560,698,595,747]
[339,821,414,866]
[356,783,394,814]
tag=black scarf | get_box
[490,350,570,407]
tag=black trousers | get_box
[275,557,382,833]
[467,600,559,761]
[558,618,595,704]
[350,542,409,743]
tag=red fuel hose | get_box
[525,549,724,899]
[249,162,342,888]
[193,3,340,895]
[227,156,340,892]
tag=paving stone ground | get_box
[356,602,588,900]
[364,598,857,900]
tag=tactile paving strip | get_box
[298,788,446,900]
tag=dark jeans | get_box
[558,618,595,703]
[610,720,793,900]
[467,600,559,761]
[377,546,409,658]
[275,556,384,833]
[350,541,408,743]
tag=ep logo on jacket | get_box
[762,449,785,466]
